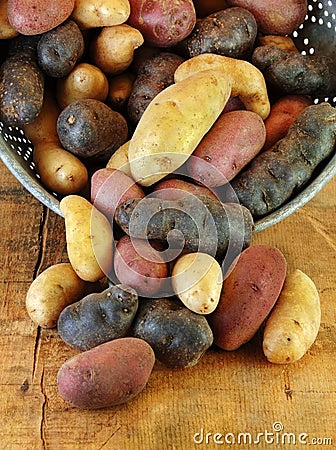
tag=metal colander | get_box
[1,0,336,232]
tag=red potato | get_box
[114,235,169,297]
[187,110,266,186]
[263,95,313,150]
[153,178,218,201]
[91,168,145,220]
[57,337,155,409]
[226,0,307,35]
[7,0,74,35]
[208,245,287,351]
[127,0,196,48]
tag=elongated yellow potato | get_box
[172,252,223,314]
[60,195,113,282]
[263,269,321,364]
[174,53,270,120]
[128,69,232,186]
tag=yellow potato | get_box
[56,63,109,109]
[128,69,232,186]
[172,252,223,315]
[71,0,130,29]
[26,263,92,328]
[23,92,88,195]
[60,195,114,282]
[263,269,321,364]
[174,53,270,120]
[0,0,19,39]
[106,140,131,177]
[90,24,144,75]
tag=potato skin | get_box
[208,245,287,351]
[132,298,213,368]
[0,36,44,126]
[226,0,307,35]
[128,69,232,186]
[114,195,254,263]
[127,0,196,48]
[7,0,74,35]
[263,269,321,364]
[153,178,218,201]
[231,103,336,217]
[184,7,257,60]
[57,337,155,409]
[172,252,223,314]
[263,95,312,150]
[114,235,169,297]
[252,45,336,97]
[26,263,94,328]
[127,51,184,125]
[71,0,130,29]
[91,167,145,220]
[57,63,109,109]
[37,20,85,78]
[187,110,266,186]
[60,195,114,282]
[57,99,128,162]
[58,284,138,350]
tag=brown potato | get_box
[107,71,136,111]
[56,63,109,109]
[90,24,144,75]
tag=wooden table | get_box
[0,159,335,450]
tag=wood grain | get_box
[0,160,335,450]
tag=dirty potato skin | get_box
[183,7,258,60]
[0,36,44,126]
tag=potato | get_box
[106,140,132,177]
[174,54,270,120]
[91,167,145,220]
[7,0,74,35]
[252,45,336,98]
[263,270,321,364]
[114,235,169,297]
[56,63,109,109]
[0,36,44,126]
[0,0,19,39]
[23,91,88,196]
[107,71,136,112]
[58,284,138,350]
[226,0,307,35]
[127,0,196,48]
[208,245,287,351]
[132,298,213,368]
[71,0,130,29]
[57,337,155,409]
[231,103,336,217]
[26,263,95,328]
[90,24,144,76]
[114,195,254,264]
[153,178,218,201]
[172,253,223,314]
[127,52,184,125]
[128,69,232,186]
[37,20,84,78]
[187,110,266,186]
[56,98,128,162]
[256,35,299,53]
[60,195,114,282]
[263,95,312,150]
[184,7,257,60]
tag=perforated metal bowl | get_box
[1,0,336,231]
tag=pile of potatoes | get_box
[1,0,332,409]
